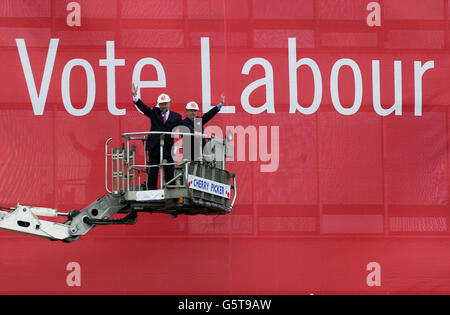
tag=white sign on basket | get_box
[136,190,165,201]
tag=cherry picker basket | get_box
[105,131,237,217]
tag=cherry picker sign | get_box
[188,175,231,199]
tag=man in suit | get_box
[181,94,224,161]
[131,83,182,190]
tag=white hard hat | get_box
[185,101,199,110]
[157,93,171,104]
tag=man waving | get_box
[181,94,225,161]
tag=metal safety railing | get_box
[105,131,230,194]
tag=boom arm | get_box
[0,194,131,242]
[0,205,71,240]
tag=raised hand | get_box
[131,83,138,97]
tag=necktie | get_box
[163,112,167,123]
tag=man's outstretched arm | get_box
[202,93,224,125]
[131,83,153,118]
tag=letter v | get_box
[16,38,59,115]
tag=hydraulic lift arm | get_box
[0,193,132,242]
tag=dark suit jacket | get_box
[180,105,220,160]
[134,99,182,153]
[180,105,220,134]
